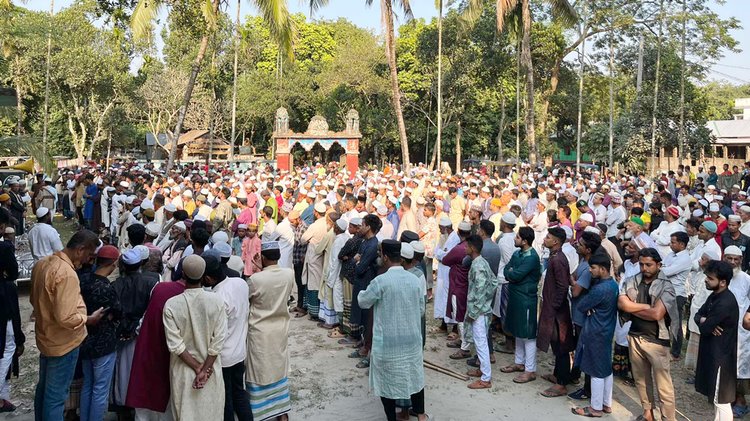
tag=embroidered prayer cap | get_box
[376,205,388,216]
[501,212,517,225]
[666,206,681,218]
[182,255,206,280]
[457,221,472,232]
[725,245,742,256]
[701,220,718,234]
[97,245,120,260]
[145,222,160,237]
[261,241,280,251]
[282,202,294,213]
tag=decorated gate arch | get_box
[273,107,361,178]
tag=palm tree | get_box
[464,0,576,167]
[367,0,413,170]
[131,0,305,171]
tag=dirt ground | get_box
[0,217,716,420]
[1,296,715,421]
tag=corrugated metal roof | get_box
[706,119,750,144]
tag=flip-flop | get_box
[328,329,347,339]
[733,405,749,418]
[571,406,603,418]
[541,374,557,383]
[348,350,366,359]
[338,337,358,345]
[356,358,370,369]
[512,373,536,384]
[447,332,459,341]
[540,386,567,398]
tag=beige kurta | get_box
[317,229,335,302]
[163,288,227,421]
[301,217,328,290]
[396,209,418,239]
[246,265,295,385]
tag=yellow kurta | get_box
[163,288,227,421]
[246,265,295,385]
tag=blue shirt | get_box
[571,259,592,327]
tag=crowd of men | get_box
[0,160,749,421]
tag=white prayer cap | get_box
[134,245,150,262]
[584,226,601,235]
[336,218,348,231]
[376,205,388,216]
[36,207,49,219]
[141,199,154,211]
[410,241,425,254]
[580,214,594,223]
[306,191,316,198]
[121,249,142,265]
[562,225,574,240]
[125,196,135,205]
[416,197,426,205]
[173,221,187,232]
[709,203,720,212]
[501,212,516,225]
[728,214,741,222]
[119,181,130,188]
[318,190,328,196]
[213,242,232,258]
[715,195,724,201]
[164,203,177,212]
[173,185,181,193]
[145,222,160,237]
[350,217,362,226]
[457,221,472,232]
[400,243,414,259]
[702,248,721,261]
[740,205,750,214]
[439,215,452,227]
[725,245,743,257]
[194,215,207,221]
[211,231,229,245]
[314,202,327,213]
[481,187,491,193]
[692,209,704,218]
[708,185,716,190]
[434,200,444,209]
[388,196,398,205]
[183,190,193,198]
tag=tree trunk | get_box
[608,31,615,172]
[497,92,506,161]
[436,0,443,170]
[575,2,587,173]
[678,0,687,163]
[15,81,22,137]
[229,0,240,163]
[455,121,462,173]
[516,39,521,162]
[166,0,216,171]
[382,0,410,170]
[520,0,537,166]
[42,0,54,156]
[650,0,664,176]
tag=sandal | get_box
[294,311,308,318]
[733,405,749,418]
[541,373,557,383]
[447,332,459,341]
[337,337,358,345]
[356,358,370,369]
[348,350,366,359]
[571,406,603,418]
[540,386,567,398]
[500,364,525,373]
[513,372,536,384]
[449,350,471,360]
[328,329,347,339]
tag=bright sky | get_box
[22,0,750,84]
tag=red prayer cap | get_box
[667,206,681,218]
[97,245,120,260]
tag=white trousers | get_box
[714,370,732,421]
[458,322,471,352]
[0,321,15,401]
[471,315,491,382]
[332,278,344,312]
[590,374,613,411]
[514,337,537,373]
[135,405,173,421]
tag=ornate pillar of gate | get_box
[276,138,291,172]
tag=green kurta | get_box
[464,256,497,342]
[358,266,425,399]
[503,247,542,339]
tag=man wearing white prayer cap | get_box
[722,244,750,395]
[722,215,750,272]
[28,207,63,262]
[739,205,750,237]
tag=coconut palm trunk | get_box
[520,0,537,166]
[381,0,411,170]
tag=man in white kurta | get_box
[724,247,750,394]
[246,242,295,421]
[434,217,459,323]
[358,240,427,421]
[273,214,295,269]
[163,255,227,421]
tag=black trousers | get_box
[222,361,253,421]
[293,263,305,309]
[551,340,571,386]
[671,295,687,358]
[381,389,425,421]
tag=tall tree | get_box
[463,0,577,166]
[130,0,309,170]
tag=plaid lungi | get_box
[342,278,355,335]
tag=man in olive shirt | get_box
[30,230,105,421]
